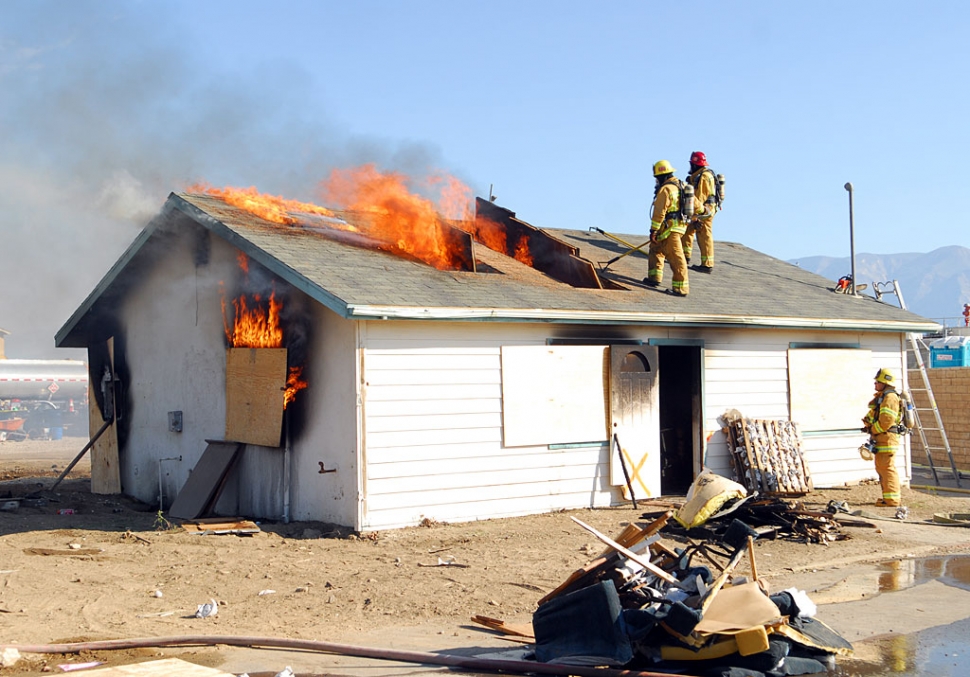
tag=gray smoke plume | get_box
[0,2,456,358]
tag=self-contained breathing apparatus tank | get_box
[715,174,726,206]
[681,182,695,220]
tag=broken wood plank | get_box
[179,519,260,535]
[536,554,615,606]
[470,615,535,640]
[596,510,672,558]
[570,516,678,585]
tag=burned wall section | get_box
[220,254,314,444]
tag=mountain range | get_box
[789,245,970,326]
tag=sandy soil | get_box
[2,438,970,675]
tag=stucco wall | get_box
[908,366,970,471]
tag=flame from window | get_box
[220,272,307,409]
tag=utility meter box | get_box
[928,336,970,368]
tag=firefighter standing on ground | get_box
[644,160,689,296]
[682,151,717,272]
[862,368,903,507]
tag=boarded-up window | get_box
[501,345,609,447]
[788,348,872,431]
[226,347,287,447]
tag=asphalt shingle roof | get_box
[55,192,938,347]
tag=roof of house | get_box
[55,192,939,347]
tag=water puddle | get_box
[835,615,969,676]
[828,554,970,676]
[873,553,970,594]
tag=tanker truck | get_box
[0,359,89,440]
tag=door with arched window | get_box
[609,345,660,499]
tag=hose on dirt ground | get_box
[0,635,697,677]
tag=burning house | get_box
[55,177,937,531]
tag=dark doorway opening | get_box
[658,345,702,495]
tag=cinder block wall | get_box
[908,367,970,471]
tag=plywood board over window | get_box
[226,347,286,447]
[788,348,872,431]
[501,345,609,447]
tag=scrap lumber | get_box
[470,615,536,640]
[570,517,678,585]
[596,510,672,558]
[536,553,616,606]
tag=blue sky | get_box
[2,1,969,356]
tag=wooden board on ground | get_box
[225,347,286,448]
[471,615,535,639]
[168,441,243,520]
[180,518,261,535]
[80,658,234,676]
[89,337,121,495]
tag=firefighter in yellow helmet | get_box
[643,160,689,296]
[682,151,717,272]
[862,368,903,507]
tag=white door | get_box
[610,346,660,499]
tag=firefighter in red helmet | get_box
[644,160,689,296]
[682,151,718,273]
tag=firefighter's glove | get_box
[650,230,659,245]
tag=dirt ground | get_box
[3,438,970,675]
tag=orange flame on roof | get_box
[188,183,335,225]
[319,164,473,270]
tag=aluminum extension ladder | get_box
[873,280,962,487]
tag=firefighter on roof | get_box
[683,151,718,273]
[644,160,689,297]
[862,368,903,507]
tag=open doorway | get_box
[658,344,702,495]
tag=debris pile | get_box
[521,475,852,677]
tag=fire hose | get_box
[0,635,699,677]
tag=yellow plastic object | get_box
[653,159,676,176]
[660,636,738,661]
[735,625,770,656]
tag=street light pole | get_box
[844,182,856,296]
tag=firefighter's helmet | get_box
[874,368,895,385]
[653,160,676,176]
[690,151,708,167]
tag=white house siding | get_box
[357,322,911,530]
[284,303,360,526]
[359,321,614,530]
[687,327,907,489]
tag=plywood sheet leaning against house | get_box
[168,441,243,520]
[89,337,121,494]
[725,416,813,495]
[225,347,286,447]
